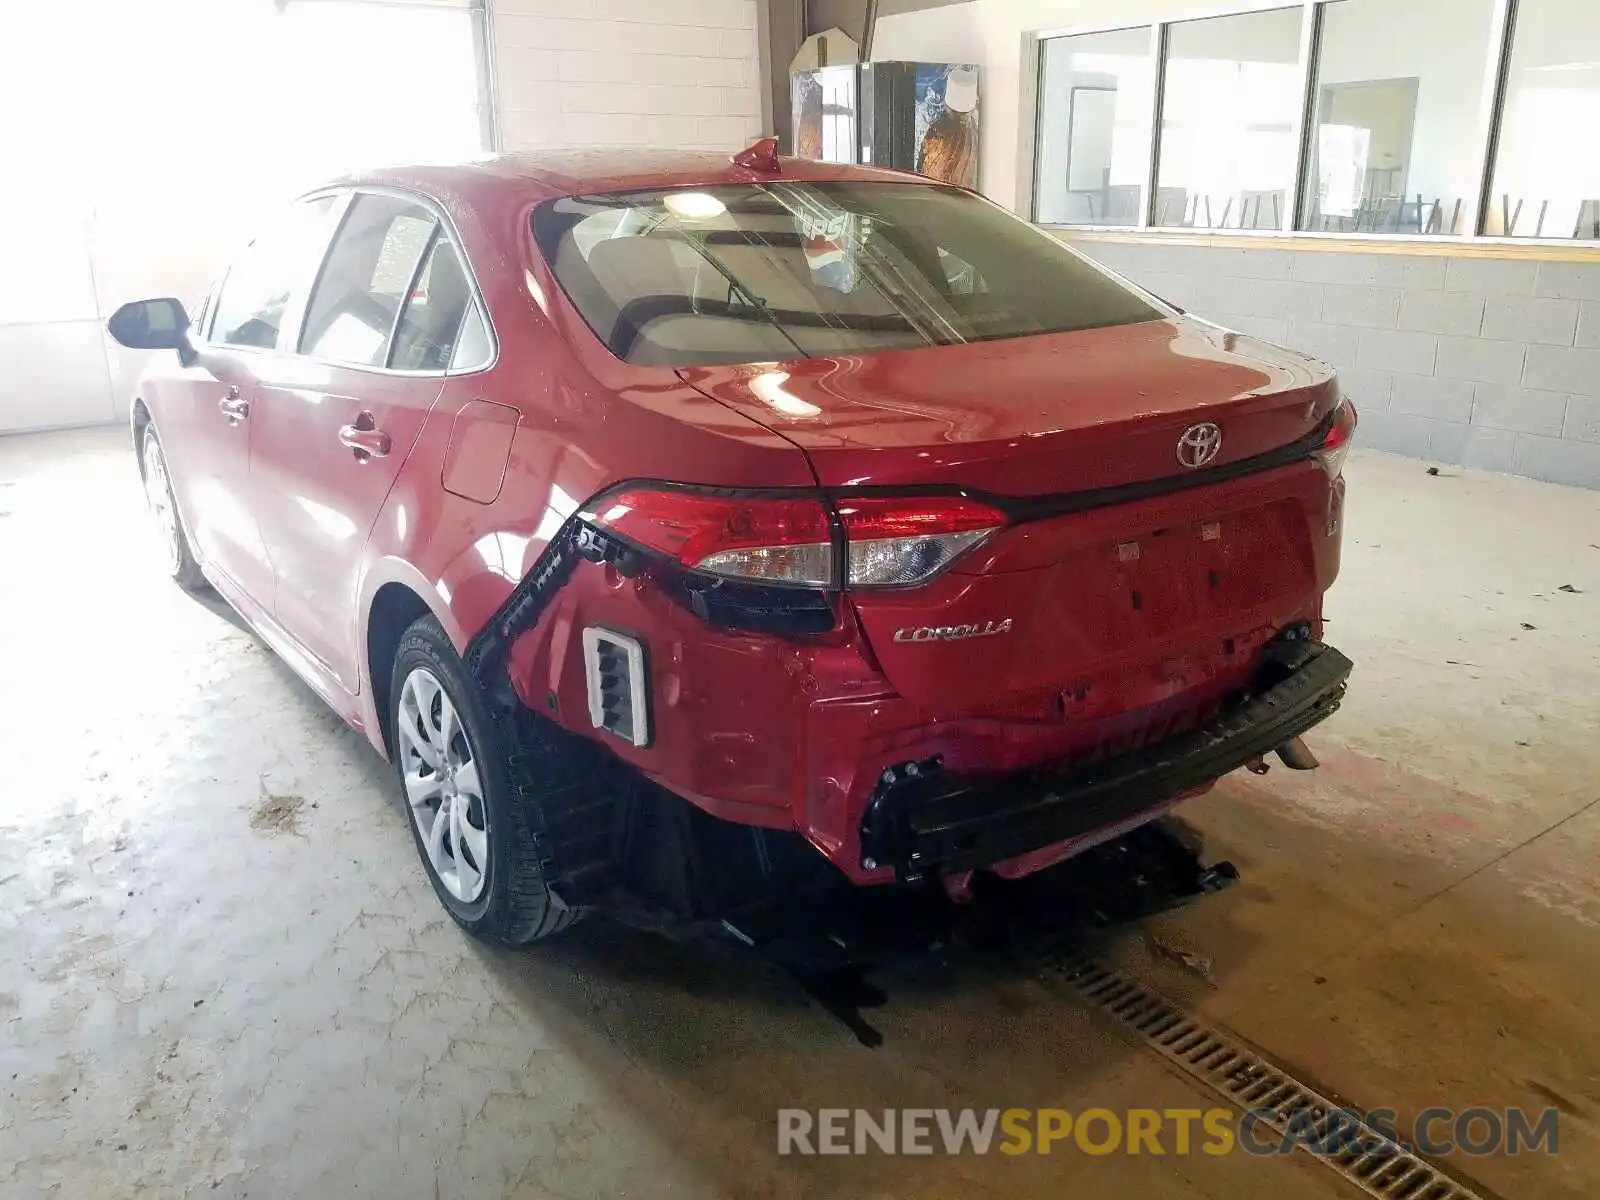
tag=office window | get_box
[1301,0,1495,236]
[1487,0,1600,239]
[1153,8,1304,230]
[1035,28,1154,226]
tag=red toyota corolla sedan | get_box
[109,139,1354,945]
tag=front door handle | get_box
[339,414,391,461]
[218,389,249,422]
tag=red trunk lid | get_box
[681,318,1343,715]
[679,318,1337,493]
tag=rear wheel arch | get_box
[367,581,436,757]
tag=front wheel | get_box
[390,615,581,945]
[139,423,207,591]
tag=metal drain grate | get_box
[1037,946,1485,1200]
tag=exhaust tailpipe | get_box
[1275,736,1319,771]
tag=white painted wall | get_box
[491,0,763,152]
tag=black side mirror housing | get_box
[108,298,196,366]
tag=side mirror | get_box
[108,298,196,366]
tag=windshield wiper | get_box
[657,225,808,359]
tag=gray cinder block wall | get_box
[1068,238,1600,489]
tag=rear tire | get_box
[139,424,208,592]
[390,615,581,945]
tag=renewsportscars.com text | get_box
[776,1106,1560,1158]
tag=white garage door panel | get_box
[103,340,167,418]
[0,322,117,433]
[89,200,234,321]
[0,0,488,435]
[0,214,99,327]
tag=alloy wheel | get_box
[141,433,182,575]
[397,667,489,903]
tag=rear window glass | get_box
[532,182,1164,366]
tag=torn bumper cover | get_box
[859,639,1353,881]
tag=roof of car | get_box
[331,148,927,203]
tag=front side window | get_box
[533,182,1163,367]
[300,194,437,367]
[190,285,214,340]
[1153,7,1303,230]
[1035,27,1154,226]
[1300,0,1495,236]
[1487,0,1600,239]
[210,196,340,349]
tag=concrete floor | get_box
[2,426,1597,1199]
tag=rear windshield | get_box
[532,182,1164,366]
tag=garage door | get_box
[0,0,490,435]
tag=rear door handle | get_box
[218,389,249,422]
[339,418,391,461]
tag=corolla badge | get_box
[893,619,1013,643]
[1176,422,1223,469]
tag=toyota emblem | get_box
[1176,422,1222,469]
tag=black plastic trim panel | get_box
[859,640,1353,880]
[831,405,1339,524]
[464,521,583,703]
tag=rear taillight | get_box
[584,489,1004,588]
[1314,400,1358,479]
[835,496,1004,586]
[588,490,833,585]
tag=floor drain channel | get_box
[1037,946,1484,1200]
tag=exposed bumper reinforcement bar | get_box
[859,639,1353,880]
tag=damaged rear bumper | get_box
[858,639,1352,880]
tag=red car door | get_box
[159,196,342,609]
[249,193,484,699]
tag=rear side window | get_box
[300,195,437,367]
[390,236,485,372]
[450,303,493,371]
[211,196,340,350]
[532,182,1164,366]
